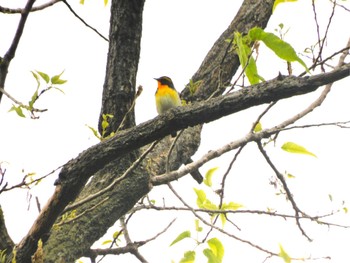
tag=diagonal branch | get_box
[0,0,36,102]
[257,141,312,241]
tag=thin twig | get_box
[132,204,350,228]
[0,0,61,14]
[62,0,108,42]
[281,120,350,131]
[167,182,279,256]
[90,218,176,261]
[0,165,63,194]
[310,0,337,72]
[201,145,245,242]
[116,85,143,132]
[63,140,159,212]
[55,197,109,227]
[257,141,312,241]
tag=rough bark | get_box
[0,206,14,257]
[97,0,144,134]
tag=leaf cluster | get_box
[9,70,66,118]
[232,26,308,85]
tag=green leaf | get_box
[31,71,40,87]
[194,188,207,207]
[253,122,262,132]
[170,230,191,246]
[101,240,112,245]
[234,32,260,85]
[179,251,195,263]
[52,78,67,85]
[101,114,113,137]
[28,88,39,110]
[328,194,333,202]
[112,230,121,239]
[51,70,67,85]
[221,201,243,211]
[281,142,317,158]
[53,87,66,94]
[36,71,50,83]
[9,105,25,118]
[194,219,203,232]
[219,213,226,226]
[207,238,224,262]
[204,167,218,187]
[194,188,218,210]
[86,125,101,140]
[102,119,110,131]
[278,244,291,263]
[203,249,220,263]
[273,0,298,12]
[286,173,295,179]
[249,27,308,72]
[188,79,203,95]
[11,249,16,263]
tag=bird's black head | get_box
[154,76,175,89]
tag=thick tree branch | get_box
[71,62,349,178]
[62,64,350,185]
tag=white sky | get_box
[1,0,350,262]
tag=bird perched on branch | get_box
[154,76,203,184]
[154,76,182,137]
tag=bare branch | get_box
[282,120,350,131]
[167,182,279,257]
[0,0,61,14]
[134,203,350,227]
[61,0,108,42]
[0,0,36,102]
[257,141,312,241]
[310,0,337,72]
[0,165,62,194]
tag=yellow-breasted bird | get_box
[154,76,181,137]
[154,76,203,184]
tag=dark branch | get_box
[62,0,108,42]
[256,141,312,241]
[0,0,61,14]
[0,0,36,102]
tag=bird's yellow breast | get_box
[155,85,181,114]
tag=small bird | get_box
[154,76,182,137]
[154,76,203,184]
